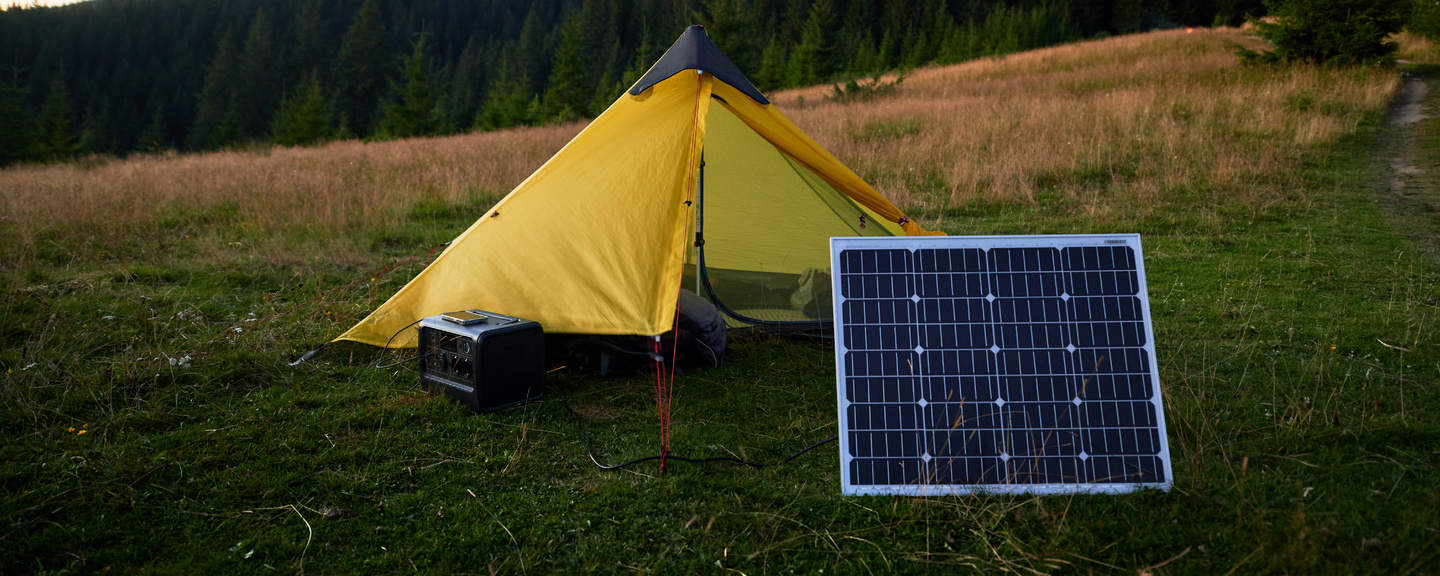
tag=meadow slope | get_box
[2,28,1438,574]
[0,28,1402,255]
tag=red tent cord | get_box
[653,73,704,473]
[652,297,683,474]
[651,337,668,473]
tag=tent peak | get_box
[629,25,769,105]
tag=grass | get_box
[3,28,1440,574]
[0,124,582,264]
[782,27,1398,225]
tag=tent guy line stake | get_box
[667,300,681,469]
[652,335,669,474]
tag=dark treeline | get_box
[0,0,1259,165]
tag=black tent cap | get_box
[629,26,770,105]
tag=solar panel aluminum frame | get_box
[830,234,1173,496]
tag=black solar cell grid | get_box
[832,236,1172,495]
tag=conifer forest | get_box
[0,0,1261,165]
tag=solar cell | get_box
[830,235,1172,495]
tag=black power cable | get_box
[550,388,838,471]
[375,318,425,390]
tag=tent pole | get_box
[695,151,705,296]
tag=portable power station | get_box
[417,310,544,412]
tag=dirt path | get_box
[1378,69,1440,266]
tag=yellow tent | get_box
[338,26,937,348]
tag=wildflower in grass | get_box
[77,430,86,435]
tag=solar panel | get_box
[830,235,1172,495]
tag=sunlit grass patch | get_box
[780,28,1396,228]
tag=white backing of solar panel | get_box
[830,234,1173,496]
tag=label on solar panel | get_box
[831,235,1172,495]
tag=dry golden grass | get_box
[779,27,1399,225]
[0,124,581,254]
[0,27,1411,255]
[1396,30,1440,64]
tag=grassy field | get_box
[3,28,1440,574]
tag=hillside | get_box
[0,0,1256,161]
[0,28,1404,257]
[2,28,1439,574]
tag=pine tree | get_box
[756,34,790,91]
[516,7,550,96]
[1068,0,1114,37]
[34,79,77,162]
[545,0,612,122]
[1113,0,1144,34]
[237,7,279,139]
[837,0,874,72]
[851,33,881,74]
[1239,0,1410,65]
[1411,0,1440,39]
[337,0,390,135]
[591,31,652,114]
[475,47,536,131]
[544,12,592,122]
[701,0,762,73]
[981,5,1021,56]
[270,73,332,146]
[77,104,113,155]
[376,33,440,139]
[217,102,243,149]
[333,114,354,140]
[900,29,928,68]
[0,80,35,166]
[585,37,624,117]
[188,30,241,151]
[787,0,833,87]
[906,0,951,66]
[139,106,170,153]
[936,22,980,65]
[881,0,913,37]
[440,35,486,133]
[876,28,898,70]
[782,0,810,44]
[293,0,330,81]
